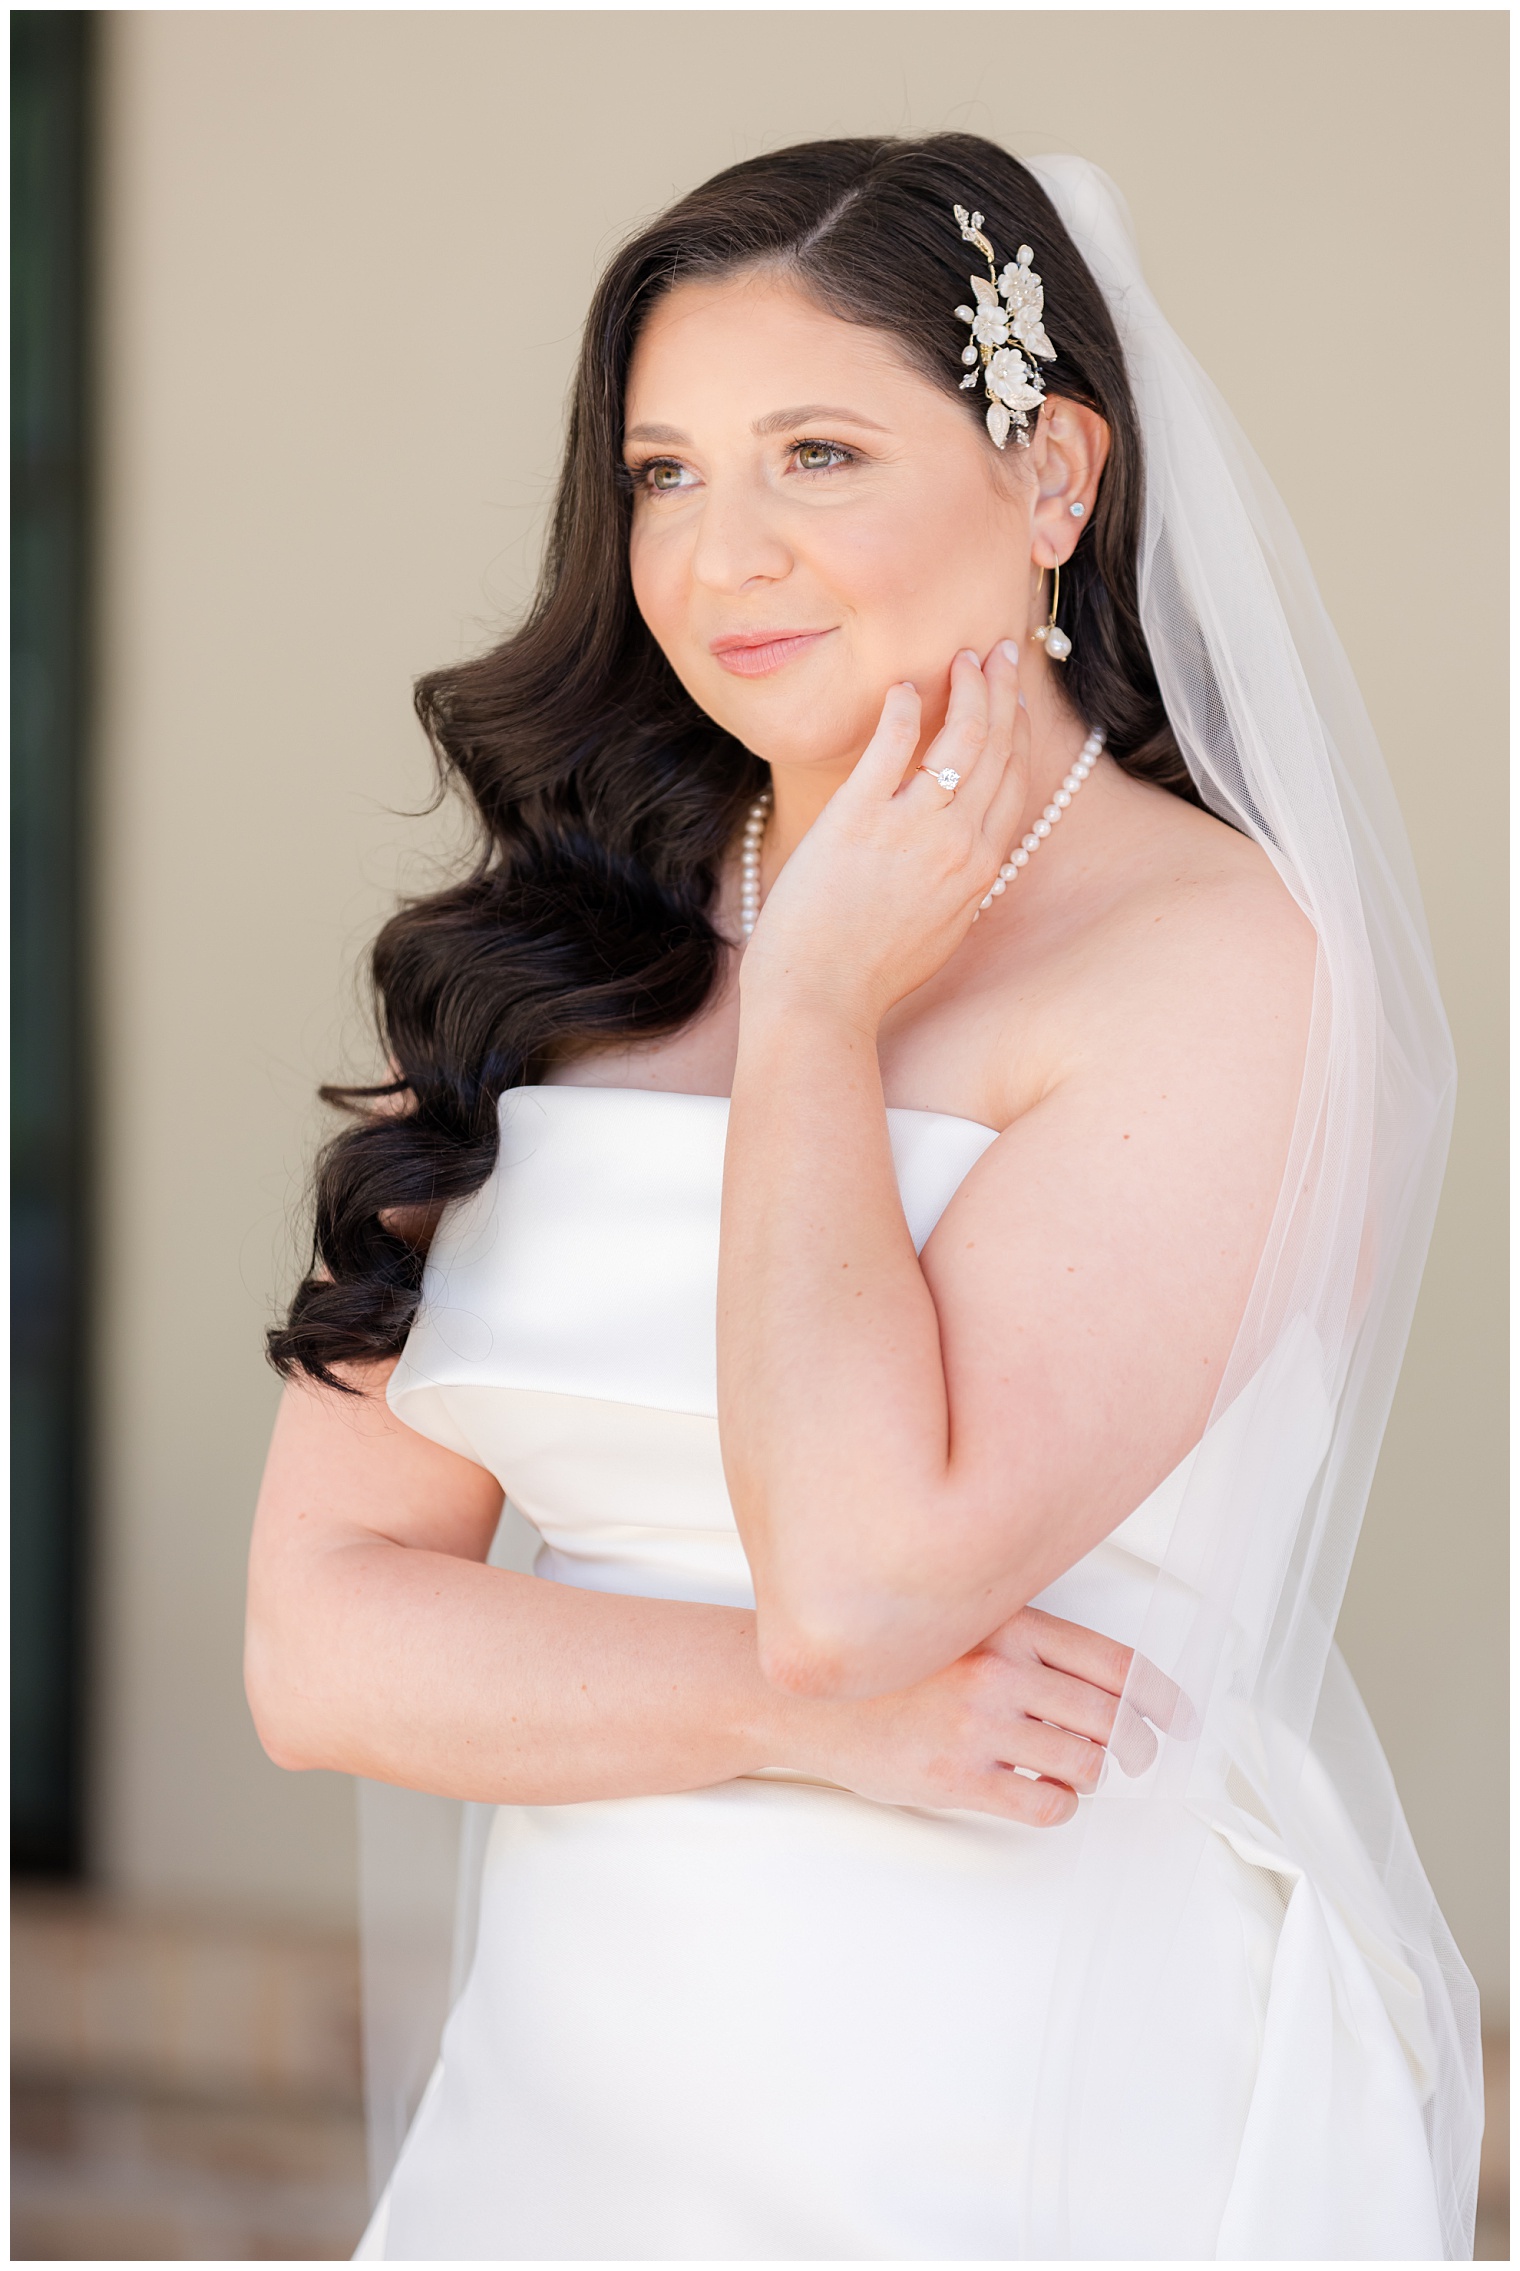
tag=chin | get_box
[702,688,878,774]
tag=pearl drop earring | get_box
[1032,562,1073,662]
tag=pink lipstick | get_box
[709,628,836,678]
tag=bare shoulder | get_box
[971,764,1317,1128]
[1105,773,1313,985]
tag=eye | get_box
[626,456,696,496]
[793,439,855,473]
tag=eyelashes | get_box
[619,439,860,496]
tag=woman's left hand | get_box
[740,640,1030,1028]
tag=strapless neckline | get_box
[523,1080,1001,1141]
[386,1083,1001,1439]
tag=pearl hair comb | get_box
[952,204,1056,450]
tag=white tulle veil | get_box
[356,151,1482,2256]
[1017,151,1480,2258]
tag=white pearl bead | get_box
[954,726,1104,926]
[738,788,773,938]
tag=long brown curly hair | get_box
[269,131,1197,1390]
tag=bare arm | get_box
[246,1363,1159,1824]
[719,651,1314,1698]
[246,1367,795,1802]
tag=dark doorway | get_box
[13,10,95,1876]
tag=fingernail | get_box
[899,680,918,694]
[999,640,1019,665]
[958,648,981,667]
[1018,692,1029,711]
[1097,1753,1111,1789]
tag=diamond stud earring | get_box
[1069,501,1086,518]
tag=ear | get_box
[1028,399,1110,569]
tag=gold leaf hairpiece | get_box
[952,204,1057,450]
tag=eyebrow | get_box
[623,403,891,446]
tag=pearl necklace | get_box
[974,727,1104,916]
[739,790,772,940]
[736,728,1104,941]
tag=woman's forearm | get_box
[719,996,991,1692]
[246,1536,801,1804]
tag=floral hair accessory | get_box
[952,204,1056,450]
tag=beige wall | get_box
[93,12,1506,1997]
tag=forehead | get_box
[623,269,937,427]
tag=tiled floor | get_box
[12,2077,368,2261]
[12,1889,369,2261]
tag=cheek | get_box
[628,524,686,652]
[826,487,1009,663]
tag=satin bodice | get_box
[388,1084,1187,1621]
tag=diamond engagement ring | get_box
[922,764,961,793]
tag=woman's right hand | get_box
[777,1606,1187,1826]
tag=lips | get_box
[709,627,836,678]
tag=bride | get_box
[246,135,1481,2258]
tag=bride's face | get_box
[623,270,1035,774]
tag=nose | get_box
[688,470,794,594]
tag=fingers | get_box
[1126,1653,1199,1738]
[995,1714,1106,1795]
[955,640,1020,830]
[1012,1607,1134,1697]
[847,679,925,802]
[969,1768,1080,1827]
[1026,1614,1196,1743]
[1015,1662,1121,1748]
[986,1609,1199,1774]
[981,686,1033,851]
[899,647,997,813]
[1109,1702,1160,1778]
[859,643,1023,824]
[1105,1656,1200,1778]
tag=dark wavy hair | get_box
[269,131,1197,1390]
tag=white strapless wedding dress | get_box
[357,1084,1447,2262]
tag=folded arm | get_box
[245,1364,1154,1824]
[719,879,1315,1701]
